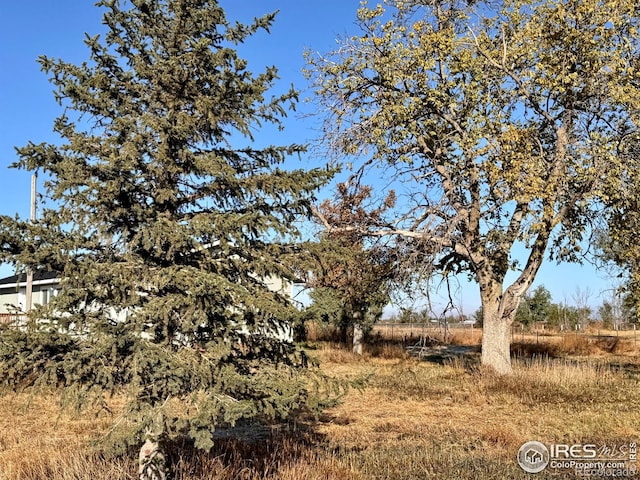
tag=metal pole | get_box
[25,173,37,314]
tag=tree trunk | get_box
[340,322,348,345]
[481,306,513,375]
[139,437,167,480]
[479,280,519,375]
[353,322,364,355]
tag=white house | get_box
[0,271,59,315]
[0,270,297,340]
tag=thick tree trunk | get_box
[479,280,520,375]
[481,306,513,375]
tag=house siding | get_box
[0,290,19,314]
[0,285,58,314]
[0,273,296,333]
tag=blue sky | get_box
[0,1,617,313]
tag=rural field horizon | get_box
[1,329,639,479]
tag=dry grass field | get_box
[1,337,639,479]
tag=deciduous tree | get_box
[295,183,396,354]
[307,0,640,373]
[598,160,640,321]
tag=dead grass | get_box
[364,342,410,360]
[1,344,639,479]
[449,329,483,346]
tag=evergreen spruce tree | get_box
[0,0,334,471]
